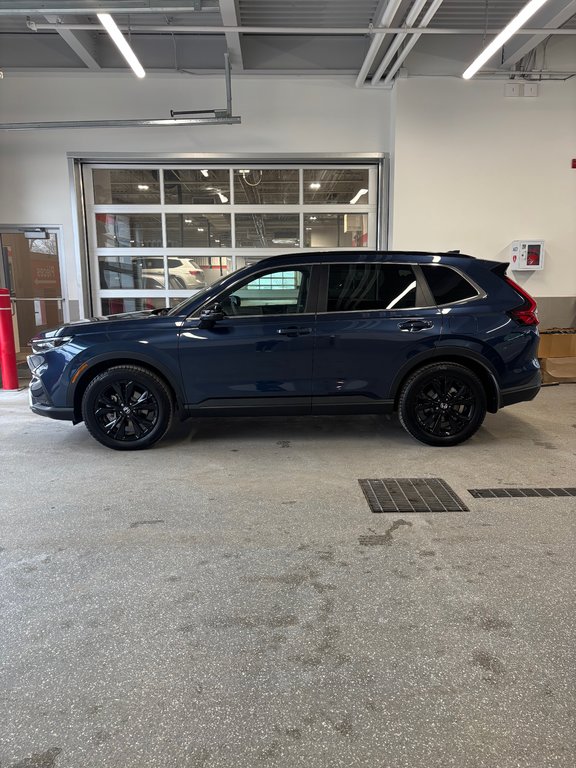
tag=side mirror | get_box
[199,302,224,328]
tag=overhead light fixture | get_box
[238,169,251,176]
[217,192,229,203]
[463,0,552,79]
[184,219,192,224]
[309,182,321,190]
[137,184,149,191]
[97,13,146,79]
[197,228,205,232]
[350,188,368,205]
[200,169,209,177]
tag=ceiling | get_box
[0,0,575,85]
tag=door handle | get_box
[277,327,312,337]
[398,319,434,332]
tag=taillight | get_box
[504,277,539,326]
[189,269,202,275]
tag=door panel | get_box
[312,262,442,410]
[312,311,442,409]
[178,315,315,410]
[177,265,317,411]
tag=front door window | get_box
[218,268,310,317]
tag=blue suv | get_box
[28,251,541,450]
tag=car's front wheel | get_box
[82,365,173,450]
[398,362,486,446]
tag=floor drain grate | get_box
[359,478,468,513]
[469,487,576,499]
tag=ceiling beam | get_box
[23,23,576,35]
[382,0,445,86]
[499,0,576,69]
[355,0,404,87]
[0,1,219,11]
[369,0,429,85]
[43,14,101,69]
[218,0,243,71]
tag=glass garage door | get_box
[83,162,383,316]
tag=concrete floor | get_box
[1,385,575,768]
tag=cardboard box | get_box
[540,357,576,385]
[538,329,576,358]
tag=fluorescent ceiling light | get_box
[463,0,552,79]
[350,188,368,205]
[217,192,229,203]
[137,184,149,190]
[309,182,321,190]
[200,169,209,177]
[97,13,145,79]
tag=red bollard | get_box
[0,288,19,390]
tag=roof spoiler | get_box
[490,261,509,278]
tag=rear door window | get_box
[326,264,418,312]
[420,265,478,305]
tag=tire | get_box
[398,362,486,447]
[82,365,173,451]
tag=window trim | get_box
[418,263,486,307]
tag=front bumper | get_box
[30,401,74,421]
[28,372,74,422]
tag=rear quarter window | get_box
[420,265,478,305]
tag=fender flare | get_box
[389,346,501,412]
[67,348,186,419]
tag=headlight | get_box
[30,336,73,353]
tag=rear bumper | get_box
[499,373,541,408]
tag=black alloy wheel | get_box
[82,365,173,450]
[398,362,486,446]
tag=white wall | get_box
[1,67,575,316]
[0,73,392,311]
[391,76,576,299]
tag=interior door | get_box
[0,231,64,362]
[178,266,317,412]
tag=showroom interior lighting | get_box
[350,188,368,204]
[309,182,321,190]
[463,0,552,79]
[97,13,146,79]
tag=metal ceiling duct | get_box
[0,53,241,130]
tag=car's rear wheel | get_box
[398,362,486,446]
[82,365,173,450]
